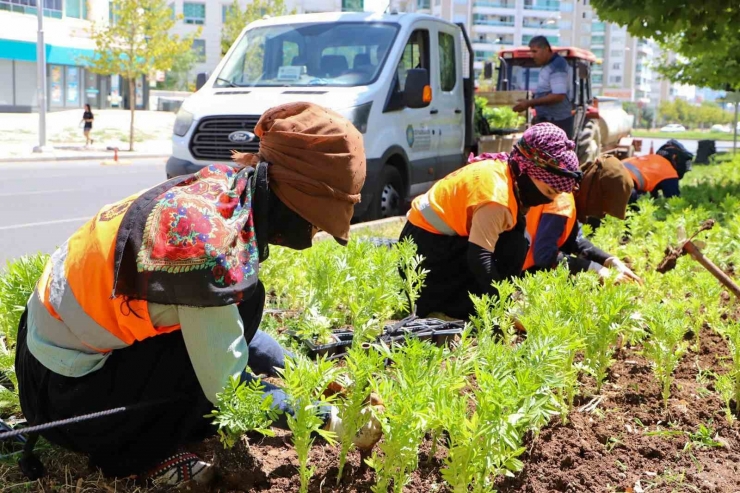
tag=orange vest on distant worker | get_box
[36,192,181,354]
[522,192,577,271]
[407,159,519,237]
[622,154,678,193]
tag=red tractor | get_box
[484,46,641,164]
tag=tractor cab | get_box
[496,47,598,148]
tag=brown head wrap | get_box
[574,155,633,223]
[232,102,366,243]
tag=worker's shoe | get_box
[144,452,215,486]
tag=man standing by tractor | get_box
[512,36,574,139]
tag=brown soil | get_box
[2,327,740,492]
[497,327,740,493]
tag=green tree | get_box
[590,0,740,91]
[84,0,200,150]
[658,100,679,125]
[221,0,295,56]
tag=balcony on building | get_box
[591,34,605,47]
[523,0,560,12]
[591,21,606,33]
[522,17,559,30]
[415,0,431,10]
[473,0,516,9]
[473,13,515,27]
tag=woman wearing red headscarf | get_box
[399,123,582,320]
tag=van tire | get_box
[369,165,404,220]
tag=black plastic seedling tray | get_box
[288,330,355,359]
[288,317,464,360]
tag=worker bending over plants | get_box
[522,155,642,284]
[623,139,694,202]
[14,102,382,486]
[399,123,582,320]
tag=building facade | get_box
[0,0,150,112]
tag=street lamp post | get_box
[33,0,48,153]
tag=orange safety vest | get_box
[36,191,181,354]
[407,159,519,237]
[522,192,577,271]
[622,154,678,193]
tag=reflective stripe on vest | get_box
[45,241,129,352]
[522,193,577,271]
[622,161,647,192]
[407,159,518,236]
[415,193,457,236]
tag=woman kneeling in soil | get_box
[15,102,381,486]
[399,123,582,320]
[521,155,642,284]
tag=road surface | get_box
[636,137,735,156]
[0,137,733,267]
[0,158,167,267]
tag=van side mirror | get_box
[195,72,209,91]
[403,68,432,109]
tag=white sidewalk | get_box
[0,109,175,162]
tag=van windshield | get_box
[215,22,399,88]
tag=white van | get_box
[166,11,475,220]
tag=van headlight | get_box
[335,103,372,134]
[173,109,194,137]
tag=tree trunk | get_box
[129,77,136,152]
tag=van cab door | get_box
[385,23,440,197]
[432,23,465,177]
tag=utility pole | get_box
[33,0,48,153]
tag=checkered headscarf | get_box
[509,123,582,193]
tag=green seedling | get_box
[642,303,689,410]
[335,342,385,484]
[367,339,444,493]
[278,354,339,493]
[208,376,278,449]
[396,237,429,316]
[716,321,740,419]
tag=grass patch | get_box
[633,129,738,141]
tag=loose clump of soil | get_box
[2,327,740,492]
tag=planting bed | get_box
[3,160,740,492]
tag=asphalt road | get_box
[0,158,168,267]
[0,137,734,267]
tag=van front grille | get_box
[189,115,261,161]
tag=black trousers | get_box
[399,221,528,320]
[14,284,290,477]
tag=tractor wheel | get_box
[577,119,602,165]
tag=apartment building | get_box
[169,0,359,78]
[403,0,560,73]
[0,0,143,112]
[0,0,363,112]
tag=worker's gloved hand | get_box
[588,261,612,284]
[605,257,643,285]
[324,393,384,452]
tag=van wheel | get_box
[371,166,404,220]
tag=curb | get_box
[313,216,406,243]
[0,153,170,164]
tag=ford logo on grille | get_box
[228,130,256,143]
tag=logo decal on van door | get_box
[406,125,415,148]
